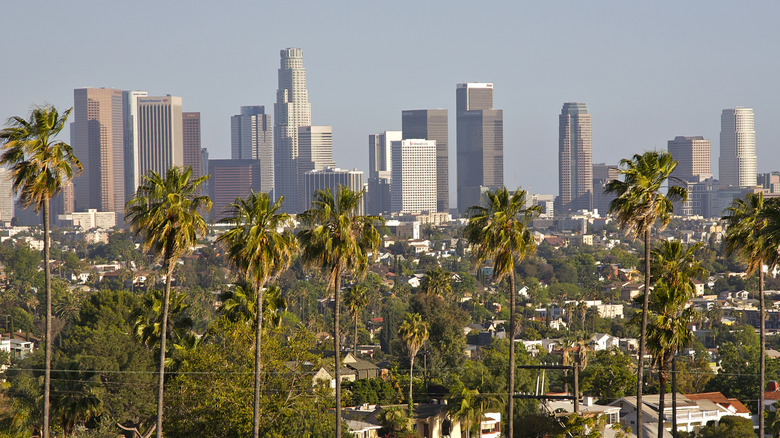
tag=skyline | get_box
[3,2,780,198]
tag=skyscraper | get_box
[303,168,365,215]
[557,102,593,213]
[274,48,312,213]
[592,163,618,216]
[402,110,449,212]
[208,159,262,221]
[391,139,437,214]
[71,87,125,214]
[297,125,335,211]
[456,83,503,214]
[132,96,184,192]
[668,136,712,183]
[367,131,401,215]
[720,107,757,187]
[231,106,273,194]
[123,90,148,200]
[0,166,14,223]
[182,112,202,178]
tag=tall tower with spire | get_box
[274,48,312,212]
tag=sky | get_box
[2,1,780,200]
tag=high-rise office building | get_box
[132,96,184,193]
[297,126,335,211]
[208,159,262,221]
[720,107,757,188]
[123,90,148,200]
[592,163,618,216]
[0,167,13,223]
[391,139,437,214]
[231,106,273,194]
[558,102,593,213]
[182,112,202,178]
[303,167,365,215]
[456,83,503,214]
[367,131,401,216]
[402,110,449,212]
[71,87,125,214]
[668,136,711,183]
[274,48,312,213]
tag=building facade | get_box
[592,163,618,216]
[182,112,202,178]
[122,90,148,200]
[231,106,273,194]
[402,109,449,212]
[367,131,401,216]
[302,168,364,215]
[274,48,312,213]
[719,107,756,188]
[668,136,712,183]
[298,126,335,211]
[456,83,503,214]
[391,139,437,214]
[0,167,13,223]
[208,159,262,221]
[132,95,184,195]
[558,102,593,213]
[71,87,125,214]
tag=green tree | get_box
[420,268,453,300]
[50,362,102,437]
[0,105,82,438]
[297,187,382,437]
[580,348,637,400]
[723,192,773,434]
[463,187,540,438]
[343,285,369,356]
[697,415,754,438]
[125,166,211,438]
[398,313,429,416]
[217,191,297,438]
[605,151,686,432]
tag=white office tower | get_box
[132,96,184,192]
[0,167,13,223]
[231,106,274,194]
[274,48,312,213]
[303,167,365,215]
[123,90,149,199]
[391,139,437,214]
[719,107,757,187]
[297,125,336,211]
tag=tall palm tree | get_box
[125,166,211,438]
[420,268,453,300]
[298,186,382,437]
[651,239,705,437]
[343,285,369,356]
[0,105,82,438]
[723,192,777,435]
[398,312,429,416]
[217,191,297,438]
[605,151,686,433]
[463,187,540,437]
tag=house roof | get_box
[685,392,751,414]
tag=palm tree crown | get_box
[463,187,539,438]
[297,186,382,438]
[398,312,429,416]
[1,105,82,438]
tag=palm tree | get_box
[343,285,369,356]
[420,268,453,300]
[398,312,429,416]
[298,186,382,437]
[0,105,82,438]
[50,362,103,437]
[125,166,211,438]
[463,187,540,437]
[217,191,297,438]
[723,192,777,435]
[651,239,705,437]
[132,289,195,360]
[605,151,686,433]
[447,383,502,438]
[219,283,288,330]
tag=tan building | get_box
[133,95,184,192]
[558,102,593,213]
[182,112,202,178]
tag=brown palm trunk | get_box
[333,266,342,438]
[658,365,666,438]
[42,199,52,438]
[637,228,651,436]
[408,355,415,417]
[156,241,175,438]
[760,266,766,437]
[508,273,516,438]
[672,354,677,438]
[354,313,359,358]
[253,281,265,438]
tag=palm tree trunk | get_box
[253,281,265,438]
[156,244,174,438]
[760,266,766,437]
[672,354,677,438]
[333,266,342,438]
[637,228,650,435]
[508,273,516,438]
[354,313,359,358]
[658,367,666,438]
[42,199,52,438]
[408,355,415,417]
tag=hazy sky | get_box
[3,1,780,199]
